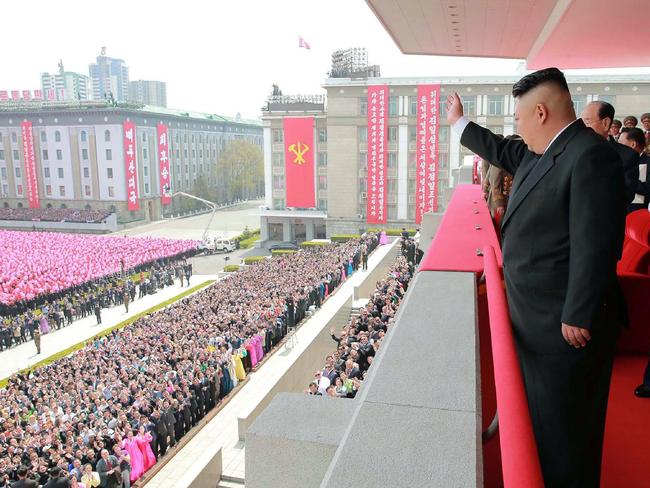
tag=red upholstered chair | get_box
[616,210,650,354]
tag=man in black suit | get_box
[618,127,649,212]
[42,467,70,488]
[447,67,626,487]
[10,466,38,488]
[581,100,639,208]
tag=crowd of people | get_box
[0,234,379,486]
[0,231,198,309]
[0,208,113,224]
[307,254,412,398]
[0,258,194,354]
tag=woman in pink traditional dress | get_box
[39,311,50,334]
[246,339,258,368]
[122,430,144,482]
[379,231,389,245]
[254,335,264,362]
[136,425,156,472]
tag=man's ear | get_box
[536,103,548,124]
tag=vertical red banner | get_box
[283,117,315,207]
[20,121,40,209]
[157,123,171,205]
[415,84,441,224]
[123,121,140,211]
[367,85,388,224]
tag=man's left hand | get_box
[562,323,591,348]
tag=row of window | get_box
[272,128,328,144]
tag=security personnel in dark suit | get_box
[447,67,626,487]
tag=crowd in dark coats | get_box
[0,234,378,486]
[0,208,112,224]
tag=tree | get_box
[217,140,263,203]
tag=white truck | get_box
[200,236,236,254]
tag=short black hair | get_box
[16,466,29,477]
[595,101,615,123]
[623,115,638,126]
[512,67,569,98]
[620,127,645,148]
[611,119,622,128]
[642,113,650,122]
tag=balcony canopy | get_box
[365,0,650,69]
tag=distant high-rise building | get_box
[128,80,167,107]
[329,48,380,78]
[40,60,91,101]
[89,48,129,102]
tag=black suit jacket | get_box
[10,480,39,488]
[462,120,626,353]
[609,137,640,205]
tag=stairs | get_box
[217,475,245,488]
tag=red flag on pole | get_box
[299,36,311,50]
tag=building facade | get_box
[261,75,650,240]
[89,56,130,102]
[0,103,262,223]
[128,80,167,107]
[41,71,91,101]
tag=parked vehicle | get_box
[269,241,299,251]
[199,237,236,254]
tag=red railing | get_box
[483,244,544,488]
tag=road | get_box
[112,200,263,241]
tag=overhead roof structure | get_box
[365,0,650,69]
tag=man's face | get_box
[618,132,641,153]
[581,103,609,139]
[643,118,650,131]
[609,124,621,137]
[624,119,636,128]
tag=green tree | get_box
[217,140,263,203]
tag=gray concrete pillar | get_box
[283,220,292,241]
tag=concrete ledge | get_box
[246,393,356,488]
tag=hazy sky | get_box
[2,0,649,119]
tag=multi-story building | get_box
[89,55,130,102]
[261,74,650,241]
[41,70,91,101]
[0,102,262,222]
[128,80,167,107]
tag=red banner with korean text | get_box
[20,121,40,209]
[123,121,140,211]
[283,117,315,207]
[366,85,388,224]
[415,84,441,224]
[157,124,171,205]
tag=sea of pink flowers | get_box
[0,230,198,306]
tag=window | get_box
[359,127,368,143]
[41,132,47,143]
[17,184,23,195]
[199,150,203,158]
[388,126,398,142]
[388,96,398,116]
[83,167,90,178]
[388,205,397,220]
[13,150,19,161]
[82,149,88,160]
[2,185,8,195]
[487,95,505,115]
[184,149,188,158]
[462,96,477,116]
[104,130,111,142]
[106,149,112,160]
[192,149,196,158]
[318,152,327,167]
[359,178,367,193]
[0,150,4,160]
[108,186,115,197]
[42,149,49,160]
[598,94,615,105]
[572,95,587,116]
[11,132,17,143]
[408,178,416,194]
[44,167,50,178]
[57,168,64,178]
[273,152,284,167]
[144,183,150,194]
[318,199,327,211]
[85,185,91,196]
[143,166,148,177]
[359,99,368,116]
[318,129,327,142]
[55,131,61,142]
[409,125,417,142]
[388,179,398,194]
[0,168,5,179]
[409,96,417,116]
[388,152,398,169]
[107,168,114,179]
[142,132,147,142]
[59,186,65,197]
[143,148,148,159]
[439,126,450,145]
[273,175,284,190]
[15,167,21,178]
[56,149,62,160]
[272,129,283,144]
[272,198,285,210]
[46,185,52,196]
[80,131,87,142]
[318,175,327,190]
[191,134,195,143]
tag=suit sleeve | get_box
[460,121,528,175]
[561,144,626,328]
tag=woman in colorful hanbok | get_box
[136,426,156,472]
[121,430,144,482]
[39,312,50,334]
[379,231,389,245]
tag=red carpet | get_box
[601,355,650,488]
